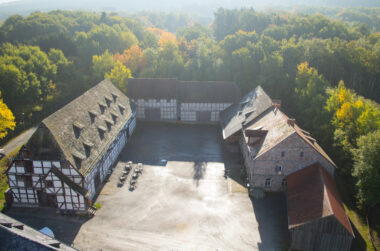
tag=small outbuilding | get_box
[287,163,354,251]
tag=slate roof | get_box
[27,79,134,176]
[127,78,179,99]
[179,81,241,103]
[287,163,354,237]
[0,213,76,250]
[220,86,273,140]
[243,108,336,167]
[127,78,241,103]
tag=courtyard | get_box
[7,123,289,250]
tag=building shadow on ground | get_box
[250,193,290,251]
[4,207,87,245]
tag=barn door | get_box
[196,111,211,123]
[126,126,130,138]
[94,172,101,191]
[47,194,57,208]
[37,190,48,207]
[145,108,161,121]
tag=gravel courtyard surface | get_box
[73,123,289,251]
[6,123,288,251]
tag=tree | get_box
[294,62,332,147]
[92,50,118,82]
[105,61,131,93]
[0,91,15,139]
[351,130,380,209]
[114,45,144,74]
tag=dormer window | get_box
[105,96,112,107]
[73,156,82,168]
[72,151,85,168]
[112,93,118,102]
[73,122,84,138]
[89,111,97,123]
[83,142,93,158]
[118,104,125,115]
[111,113,118,123]
[99,103,106,114]
[105,119,113,131]
[97,126,106,139]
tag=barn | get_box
[128,78,179,121]
[127,78,241,123]
[287,163,354,251]
[6,79,136,213]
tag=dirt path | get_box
[1,126,37,155]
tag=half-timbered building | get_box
[6,79,136,213]
[127,78,241,123]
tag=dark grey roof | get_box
[27,79,134,176]
[179,81,241,103]
[0,213,76,250]
[127,78,179,99]
[220,86,273,140]
[127,78,241,103]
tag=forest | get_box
[0,6,379,248]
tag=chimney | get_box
[271,99,282,108]
[287,118,296,127]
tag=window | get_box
[111,113,118,124]
[99,104,106,114]
[73,125,81,138]
[281,151,285,157]
[282,178,287,187]
[105,97,112,107]
[300,151,304,158]
[118,104,125,115]
[265,178,271,187]
[112,93,118,102]
[89,111,96,123]
[275,166,283,174]
[84,144,91,158]
[73,156,82,168]
[105,120,112,131]
[24,161,33,173]
[98,127,105,140]
[46,180,53,188]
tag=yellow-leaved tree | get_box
[105,61,132,93]
[0,91,15,139]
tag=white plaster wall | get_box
[136,99,177,119]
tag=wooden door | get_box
[37,190,48,207]
[196,111,211,123]
[145,108,161,121]
[94,172,101,191]
[47,194,57,208]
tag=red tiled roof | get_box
[287,163,354,237]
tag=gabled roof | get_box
[127,78,241,104]
[220,86,273,140]
[127,78,179,99]
[243,108,336,168]
[287,163,354,237]
[26,79,134,176]
[179,81,241,103]
[0,213,76,250]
